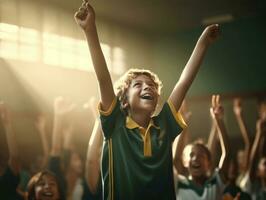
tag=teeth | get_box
[191,163,200,168]
[43,192,53,197]
[141,94,153,100]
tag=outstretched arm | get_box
[35,114,49,168]
[0,102,20,175]
[207,116,219,167]
[210,95,230,176]
[51,97,75,156]
[74,1,115,111]
[169,24,220,111]
[233,98,250,173]
[85,97,103,194]
[86,119,103,194]
[173,100,191,175]
[246,117,266,179]
[63,120,75,152]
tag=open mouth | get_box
[42,192,53,197]
[191,163,201,169]
[140,94,154,100]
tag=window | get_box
[0,22,125,75]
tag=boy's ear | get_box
[122,95,129,109]
[122,102,129,109]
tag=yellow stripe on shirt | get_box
[98,98,117,116]
[167,100,187,129]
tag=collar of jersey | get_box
[126,116,160,130]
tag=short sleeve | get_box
[157,100,187,141]
[99,97,122,139]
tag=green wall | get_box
[152,15,266,97]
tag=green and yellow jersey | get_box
[99,98,186,200]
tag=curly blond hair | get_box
[114,68,163,111]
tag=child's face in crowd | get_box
[35,174,60,200]
[188,145,211,178]
[258,157,266,178]
[126,75,159,116]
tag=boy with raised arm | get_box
[74,1,219,199]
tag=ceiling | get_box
[49,0,264,33]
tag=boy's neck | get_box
[191,175,208,187]
[128,111,151,128]
[227,178,236,186]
